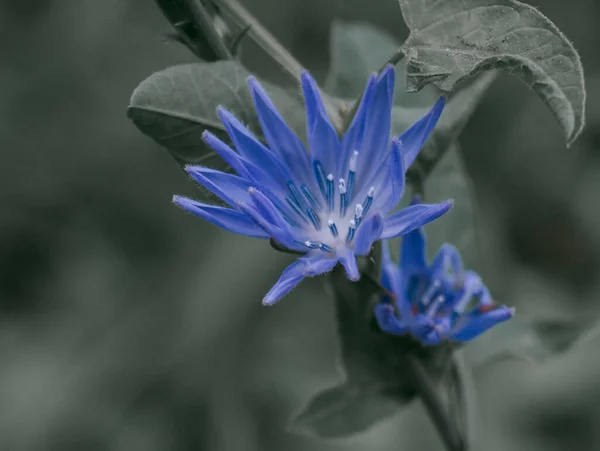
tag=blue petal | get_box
[185,165,252,207]
[398,96,446,170]
[263,255,338,305]
[477,284,494,305]
[301,71,341,176]
[448,270,482,313]
[400,227,427,273]
[201,131,250,178]
[409,314,441,345]
[338,247,359,281]
[376,137,406,213]
[247,188,304,252]
[430,243,463,279]
[381,200,453,239]
[450,306,515,342]
[339,74,377,175]
[236,200,279,237]
[354,65,395,192]
[216,106,290,186]
[374,304,409,335]
[173,195,268,238]
[381,241,412,320]
[353,214,384,256]
[247,76,312,179]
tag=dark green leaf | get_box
[397,0,586,146]
[127,61,305,170]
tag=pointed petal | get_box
[247,188,303,251]
[374,304,409,335]
[301,71,341,175]
[201,130,250,178]
[247,76,311,177]
[450,306,515,342]
[339,74,377,175]
[338,247,359,281]
[400,227,427,273]
[409,314,440,345]
[376,137,406,213]
[448,270,482,313]
[355,65,395,192]
[263,255,338,305]
[430,243,463,279]
[216,106,290,186]
[398,96,446,170]
[185,165,252,207]
[381,201,453,239]
[353,214,384,256]
[173,196,268,238]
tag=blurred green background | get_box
[2,0,600,449]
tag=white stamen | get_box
[349,151,359,172]
[355,204,363,219]
[338,178,347,194]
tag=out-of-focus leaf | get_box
[289,382,405,438]
[463,316,591,371]
[127,61,305,170]
[397,0,586,146]
[324,20,437,107]
[421,144,478,268]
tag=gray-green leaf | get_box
[464,316,591,371]
[127,61,305,170]
[397,0,586,146]
[288,382,406,438]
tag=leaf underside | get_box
[397,0,586,145]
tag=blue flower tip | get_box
[262,295,277,307]
[172,194,189,208]
[246,75,262,93]
[377,65,395,83]
[183,164,197,175]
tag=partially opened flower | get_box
[374,201,514,345]
[173,65,452,305]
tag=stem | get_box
[406,354,465,451]
[213,0,303,84]
[451,353,477,450]
[213,0,342,130]
[184,0,232,59]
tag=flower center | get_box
[283,151,375,253]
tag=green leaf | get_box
[397,0,586,146]
[289,382,406,438]
[127,60,305,170]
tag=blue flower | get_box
[374,199,514,345]
[173,66,452,305]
